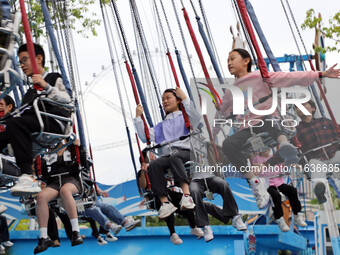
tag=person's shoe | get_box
[277,217,290,232]
[34,237,54,254]
[293,213,307,227]
[123,217,141,232]
[314,181,327,204]
[71,231,83,246]
[10,174,41,197]
[179,195,195,210]
[110,224,123,235]
[249,177,270,209]
[105,232,118,242]
[170,233,183,245]
[0,204,7,214]
[190,227,204,239]
[51,240,60,248]
[158,202,177,219]
[0,245,5,255]
[278,142,299,166]
[203,225,214,242]
[2,240,13,247]
[97,236,108,246]
[232,215,247,231]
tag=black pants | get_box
[189,176,239,227]
[267,184,301,219]
[155,190,196,236]
[148,149,190,197]
[222,116,285,172]
[87,218,100,239]
[0,114,62,174]
[203,201,230,224]
[0,215,9,243]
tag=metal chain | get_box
[285,0,310,58]
[159,0,177,50]
[152,0,169,52]
[109,0,127,61]
[279,0,307,70]
[171,0,198,86]
[111,0,135,67]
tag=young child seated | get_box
[252,148,307,232]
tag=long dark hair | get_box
[3,95,16,113]
[230,48,252,73]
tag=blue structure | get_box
[2,179,314,254]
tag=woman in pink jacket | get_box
[219,48,340,209]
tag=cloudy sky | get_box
[64,0,340,185]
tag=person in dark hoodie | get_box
[0,43,72,197]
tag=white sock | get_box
[70,218,79,232]
[40,227,48,239]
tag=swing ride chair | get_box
[0,157,19,190]
[0,11,20,93]
[300,140,340,180]
[31,96,77,157]
[141,131,207,211]
[21,164,97,218]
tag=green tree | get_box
[17,0,102,39]
[301,9,340,53]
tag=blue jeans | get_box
[96,200,125,225]
[84,199,125,230]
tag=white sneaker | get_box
[97,236,108,246]
[232,215,247,231]
[179,195,195,210]
[293,213,307,227]
[203,226,214,242]
[249,177,270,209]
[158,202,177,219]
[190,227,204,239]
[277,217,290,232]
[105,232,118,242]
[170,233,183,245]
[0,245,4,255]
[110,224,123,235]
[0,204,7,214]
[123,217,141,232]
[10,174,41,197]
[2,240,13,247]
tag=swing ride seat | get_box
[141,132,205,212]
[0,11,20,95]
[21,166,96,217]
[31,96,76,157]
[0,155,19,190]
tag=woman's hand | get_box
[175,87,187,101]
[136,104,144,117]
[322,64,340,78]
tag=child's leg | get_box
[267,186,284,219]
[165,214,175,235]
[278,184,301,214]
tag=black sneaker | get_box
[71,231,83,246]
[34,237,54,254]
